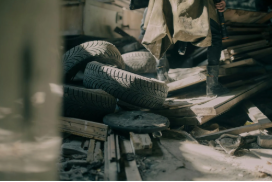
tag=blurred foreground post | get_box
[0,0,62,180]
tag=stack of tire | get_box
[62,41,168,122]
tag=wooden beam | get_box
[196,122,272,140]
[60,117,108,141]
[87,139,95,163]
[104,135,119,181]
[167,73,206,92]
[243,101,271,124]
[223,34,263,43]
[227,41,269,55]
[191,78,272,116]
[227,40,268,50]
[220,58,258,68]
[226,26,271,33]
[225,22,270,27]
[219,66,266,76]
[231,47,272,61]
[109,134,116,162]
[156,76,272,126]
[130,132,152,155]
[224,9,267,24]
[168,65,265,92]
[224,74,271,88]
[256,11,272,24]
[120,139,142,181]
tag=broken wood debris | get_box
[130,132,152,156]
[120,139,142,181]
[243,101,272,124]
[104,134,119,181]
[196,122,272,140]
[60,117,108,141]
[58,12,272,181]
[191,77,272,116]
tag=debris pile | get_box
[59,22,272,180]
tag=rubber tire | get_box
[103,111,170,133]
[63,85,117,121]
[122,51,156,74]
[83,61,168,109]
[63,41,125,82]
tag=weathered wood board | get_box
[224,9,267,24]
[167,65,266,92]
[243,101,271,124]
[191,78,272,116]
[220,58,258,68]
[130,132,152,155]
[120,139,142,181]
[196,122,272,140]
[60,117,108,141]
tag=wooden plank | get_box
[130,132,152,155]
[87,139,95,163]
[222,34,263,43]
[224,74,270,88]
[220,58,258,68]
[220,49,231,61]
[224,9,267,24]
[227,40,267,50]
[222,34,264,48]
[218,66,266,76]
[168,67,206,82]
[61,117,108,129]
[120,139,142,181]
[191,78,272,116]
[61,128,106,141]
[168,65,265,92]
[196,122,272,140]
[167,73,206,92]
[156,75,272,122]
[104,140,109,180]
[115,135,121,173]
[226,26,271,33]
[60,117,108,141]
[227,41,269,55]
[109,134,116,162]
[107,135,119,181]
[94,141,103,163]
[243,101,271,124]
[83,139,90,150]
[225,22,270,27]
[231,47,272,61]
[256,11,272,24]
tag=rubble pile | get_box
[58,22,272,180]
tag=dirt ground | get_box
[136,134,272,181]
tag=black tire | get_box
[63,41,125,82]
[83,61,168,109]
[103,111,170,133]
[122,51,156,74]
[63,85,117,121]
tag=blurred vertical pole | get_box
[0,0,62,180]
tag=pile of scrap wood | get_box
[58,17,272,180]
